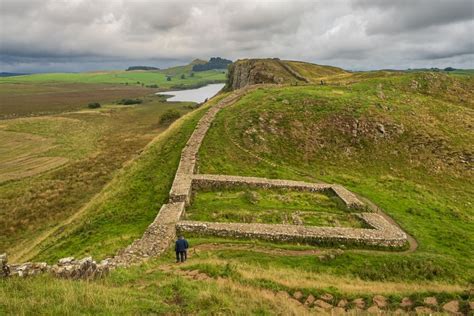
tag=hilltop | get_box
[1,59,473,315]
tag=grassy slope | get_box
[0,96,194,259]
[2,63,473,314]
[26,94,228,263]
[198,72,474,285]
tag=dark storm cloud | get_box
[0,0,473,72]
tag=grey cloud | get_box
[353,0,474,34]
[0,0,473,72]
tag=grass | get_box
[0,83,153,119]
[1,248,469,315]
[0,63,226,119]
[21,94,229,263]
[0,256,306,315]
[0,69,225,86]
[0,95,196,260]
[1,61,473,313]
[186,187,364,227]
[198,72,474,285]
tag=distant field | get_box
[0,68,226,118]
[0,96,195,258]
[0,69,225,86]
[0,83,152,119]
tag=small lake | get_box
[157,83,225,103]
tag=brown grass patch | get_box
[0,83,152,119]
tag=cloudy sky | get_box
[1,0,473,72]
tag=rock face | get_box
[226,59,309,90]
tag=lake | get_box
[157,83,225,103]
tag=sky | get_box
[0,0,473,73]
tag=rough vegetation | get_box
[1,58,473,314]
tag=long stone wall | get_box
[177,213,407,248]
[191,174,365,209]
[3,81,410,280]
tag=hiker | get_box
[175,236,189,263]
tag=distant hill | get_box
[126,66,160,71]
[192,57,232,72]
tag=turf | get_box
[198,72,474,285]
[186,187,364,227]
[0,95,196,260]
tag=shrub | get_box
[118,98,143,105]
[87,102,101,109]
[159,109,181,125]
[181,74,186,79]
[146,84,159,88]
[166,76,172,81]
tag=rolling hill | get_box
[1,59,473,315]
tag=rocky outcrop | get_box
[3,254,110,279]
[226,59,307,90]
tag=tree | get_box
[159,109,181,125]
[88,102,101,109]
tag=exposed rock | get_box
[394,308,406,315]
[367,305,382,314]
[442,300,459,314]
[376,123,386,135]
[320,293,334,302]
[337,299,348,308]
[314,299,333,310]
[58,257,75,265]
[469,301,474,310]
[423,296,437,306]
[293,291,304,301]
[415,306,433,314]
[373,295,388,308]
[400,297,413,308]
[0,253,9,277]
[304,294,315,306]
[352,298,366,309]
[281,99,290,105]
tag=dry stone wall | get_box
[3,81,410,280]
[191,174,365,209]
[177,213,407,248]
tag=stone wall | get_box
[1,253,110,279]
[191,174,365,209]
[177,213,407,248]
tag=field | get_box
[1,60,473,314]
[0,66,226,118]
[0,94,199,262]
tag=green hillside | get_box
[0,68,224,87]
[2,60,473,315]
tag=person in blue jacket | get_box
[175,235,189,263]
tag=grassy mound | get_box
[198,72,474,285]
